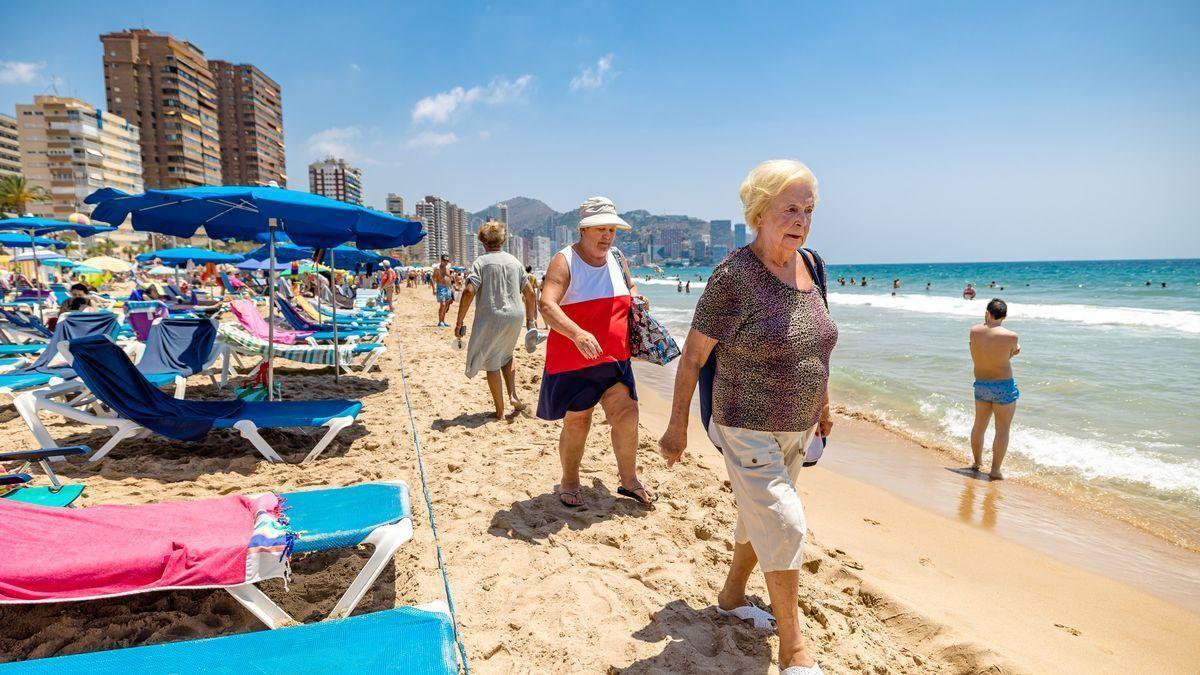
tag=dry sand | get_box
[2,288,1199,673]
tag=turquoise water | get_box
[633,258,1200,549]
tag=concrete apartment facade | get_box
[308,157,362,205]
[209,60,286,186]
[414,195,450,264]
[101,29,222,188]
[15,96,143,220]
[0,114,20,177]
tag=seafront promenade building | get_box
[0,114,20,177]
[308,157,362,205]
[15,96,143,220]
[209,60,286,186]
[734,222,747,248]
[415,195,450,264]
[101,29,222,188]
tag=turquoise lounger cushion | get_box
[3,484,85,508]
[0,605,457,674]
[353,343,384,354]
[285,482,411,554]
[211,400,362,431]
[0,372,56,391]
[309,330,375,342]
[0,345,43,356]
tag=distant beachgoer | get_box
[433,254,454,327]
[378,260,397,310]
[925,282,931,291]
[892,278,900,296]
[963,283,976,300]
[677,280,683,293]
[454,220,538,419]
[660,160,833,675]
[860,276,867,287]
[1145,281,1152,286]
[849,277,856,286]
[537,196,655,508]
[685,280,691,293]
[989,280,996,288]
[1161,282,1167,288]
[969,298,1020,480]
[838,277,846,286]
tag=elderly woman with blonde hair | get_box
[659,160,837,675]
[455,220,538,419]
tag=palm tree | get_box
[0,175,51,216]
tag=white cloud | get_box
[406,131,459,148]
[570,54,615,92]
[349,63,361,72]
[0,61,45,85]
[307,126,362,159]
[411,75,534,123]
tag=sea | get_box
[631,257,1200,551]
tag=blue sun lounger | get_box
[0,603,457,674]
[0,313,120,401]
[276,295,385,341]
[16,334,361,463]
[0,446,89,507]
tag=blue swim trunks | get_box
[974,378,1019,405]
[436,285,453,303]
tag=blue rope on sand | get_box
[396,343,471,674]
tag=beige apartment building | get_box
[15,96,143,220]
[309,157,362,205]
[0,114,20,177]
[209,60,286,186]
[101,29,222,188]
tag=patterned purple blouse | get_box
[692,246,838,432]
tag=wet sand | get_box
[1,288,1198,673]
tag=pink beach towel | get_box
[229,299,312,345]
[0,493,292,603]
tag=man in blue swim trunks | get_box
[433,254,454,327]
[969,298,1021,480]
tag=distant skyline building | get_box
[308,157,362,205]
[385,193,404,216]
[661,227,685,260]
[709,219,732,251]
[0,114,20,177]
[447,203,473,263]
[532,235,552,270]
[15,95,143,219]
[209,60,285,186]
[734,222,747,248]
[497,201,508,225]
[415,195,451,264]
[101,29,222,188]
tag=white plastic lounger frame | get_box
[227,482,414,628]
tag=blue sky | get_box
[2,1,1197,263]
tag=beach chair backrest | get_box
[275,294,319,331]
[60,334,243,442]
[138,318,219,376]
[28,312,119,373]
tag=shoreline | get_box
[633,361,1200,614]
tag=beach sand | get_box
[2,288,1199,673]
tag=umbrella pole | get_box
[29,231,43,322]
[267,219,277,401]
[331,250,339,382]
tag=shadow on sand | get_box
[617,599,773,674]
[488,478,651,543]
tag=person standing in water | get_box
[685,280,691,293]
[969,298,1020,480]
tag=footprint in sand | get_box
[863,518,881,525]
[1054,623,1082,636]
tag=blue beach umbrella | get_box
[41,258,79,268]
[136,246,245,267]
[0,217,118,319]
[87,186,425,395]
[0,233,70,249]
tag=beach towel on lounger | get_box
[0,494,293,602]
[229,299,312,345]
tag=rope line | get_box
[396,341,471,673]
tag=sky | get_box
[1,1,1198,263]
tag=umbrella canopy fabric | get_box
[0,216,116,238]
[72,265,104,275]
[81,256,135,273]
[245,243,382,270]
[136,247,244,267]
[0,233,69,249]
[245,243,313,263]
[12,248,65,262]
[236,257,290,271]
[147,265,175,276]
[41,258,79,268]
[86,186,425,249]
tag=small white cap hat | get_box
[578,196,631,229]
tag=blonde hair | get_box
[739,159,819,230]
[478,220,508,249]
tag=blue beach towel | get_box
[137,319,218,377]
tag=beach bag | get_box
[235,362,281,401]
[700,248,827,454]
[611,249,681,366]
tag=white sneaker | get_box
[524,328,547,353]
[782,664,823,675]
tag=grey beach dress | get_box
[465,251,528,378]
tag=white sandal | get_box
[782,665,824,675]
[716,603,776,630]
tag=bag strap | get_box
[800,247,828,309]
[610,247,634,292]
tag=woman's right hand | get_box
[659,425,687,468]
[572,331,603,359]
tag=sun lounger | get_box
[0,602,457,674]
[275,294,386,340]
[0,313,120,401]
[15,334,361,463]
[218,323,386,375]
[0,446,89,508]
[0,307,54,341]
[0,480,420,632]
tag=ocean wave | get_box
[635,277,709,289]
[828,293,1200,334]
[924,399,1200,499]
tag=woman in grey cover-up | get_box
[455,219,538,419]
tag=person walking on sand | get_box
[659,160,836,675]
[969,298,1021,480]
[537,196,656,508]
[433,254,454,327]
[455,221,539,419]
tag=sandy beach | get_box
[2,287,1199,673]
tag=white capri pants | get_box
[711,422,816,573]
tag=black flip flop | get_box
[617,485,659,506]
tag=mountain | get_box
[471,197,562,231]
[472,197,714,245]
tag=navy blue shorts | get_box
[536,360,637,420]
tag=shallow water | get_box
[634,257,1200,550]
